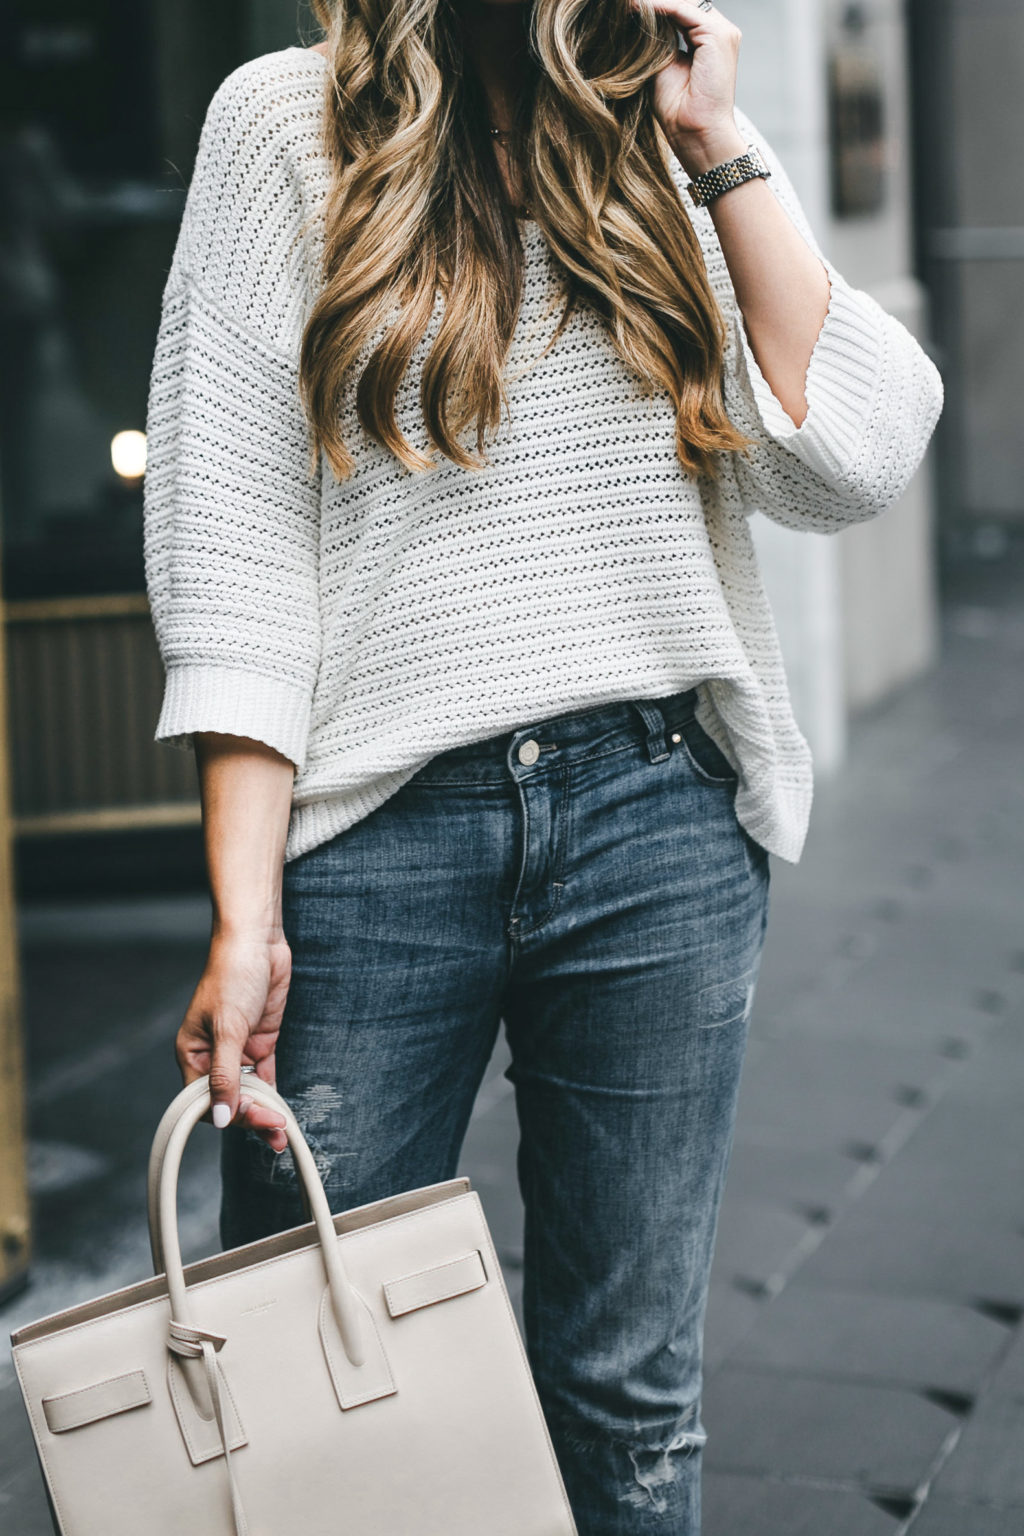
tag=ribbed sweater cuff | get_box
[155,664,312,771]
[735,260,883,481]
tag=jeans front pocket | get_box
[667,709,740,787]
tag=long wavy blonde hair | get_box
[299,0,752,483]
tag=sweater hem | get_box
[285,769,423,862]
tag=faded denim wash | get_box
[219,685,772,1535]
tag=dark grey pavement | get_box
[3,533,1024,1535]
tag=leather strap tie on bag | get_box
[167,1319,248,1536]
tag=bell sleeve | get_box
[678,106,945,535]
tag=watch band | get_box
[687,145,771,208]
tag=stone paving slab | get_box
[702,1281,763,1374]
[858,891,1024,986]
[729,1285,1012,1395]
[722,1139,865,1213]
[909,1499,1024,1535]
[738,1035,949,1102]
[703,1473,898,1535]
[850,1132,1024,1228]
[940,1026,1024,1110]
[730,1077,914,1157]
[701,1367,959,1490]
[885,1096,1024,1172]
[930,1398,1024,1507]
[772,961,1007,1050]
[795,1209,1024,1306]
[710,1198,815,1289]
[986,1327,1024,1400]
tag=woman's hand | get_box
[185,730,299,1153]
[631,0,747,175]
[177,930,291,1151]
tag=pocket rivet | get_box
[671,732,681,744]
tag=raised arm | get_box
[644,0,944,533]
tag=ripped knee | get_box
[618,1413,707,1516]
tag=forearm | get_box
[671,123,831,428]
[194,733,295,941]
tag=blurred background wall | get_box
[0,0,1013,1289]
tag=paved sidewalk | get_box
[3,534,1023,1534]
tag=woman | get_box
[142,0,943,1530]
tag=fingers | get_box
[208,1030,244,1128]
[176,998,288,1151]
[638,0,737,32]
[647,0,726,14]
[236,1080,289,1153]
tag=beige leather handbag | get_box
[9,1075,578,1536]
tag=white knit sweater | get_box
[143,45,943,865]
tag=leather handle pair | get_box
[146,1075,367,1368]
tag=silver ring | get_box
[240,1064,257,1074]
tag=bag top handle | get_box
[146,1074,297,1272]
[148,1075,367,1369]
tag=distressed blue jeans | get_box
[219,686,771,1535]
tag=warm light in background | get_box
[110,429,147,480]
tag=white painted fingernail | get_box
[212,1103,231,1129]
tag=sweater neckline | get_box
[288,45,538,226]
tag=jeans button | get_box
[671,732,682,744]
[518,739,540,766]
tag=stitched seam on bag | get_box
[319,1285,395,1409]
[170,1363,248,1456]
[383,1250,485,1313]
[42,1368,152,1432]
[168,1354,248,1462]
[42,1367,150,1407]
[385,1250,482,1292]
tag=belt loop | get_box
[631,700,670,764]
